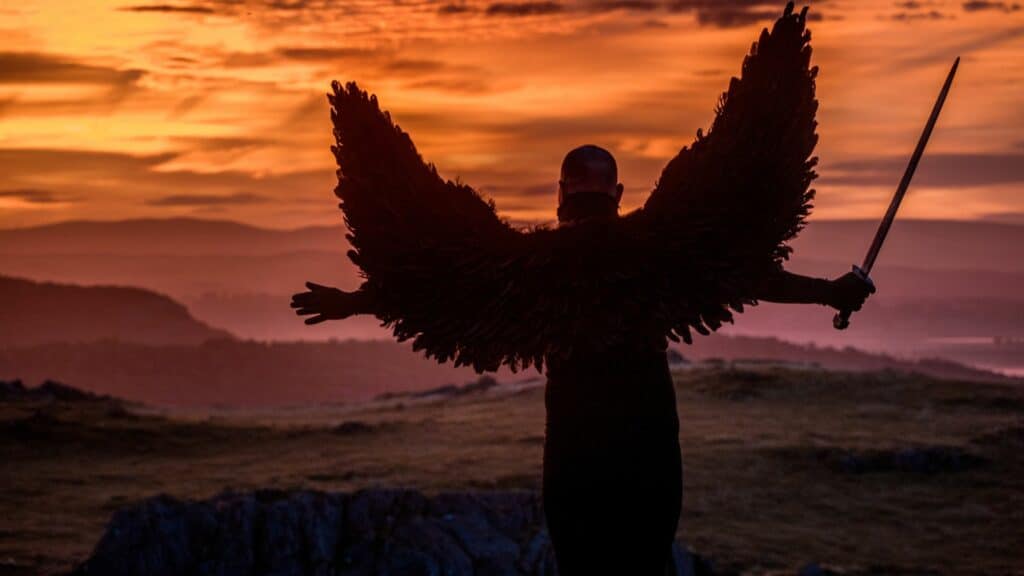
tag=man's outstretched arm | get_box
[290,282,375,325]
[754,269,875,311]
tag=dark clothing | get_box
[543,344,682,575]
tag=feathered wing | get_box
[331,81,559,372]
[630,2,820,342]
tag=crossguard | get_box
[832,265,873,330]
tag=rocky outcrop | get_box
[0,379,112,403]
[73,489,713,576]
[828,446,986,475]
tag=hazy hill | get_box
[1,218,1022,369]
[0,276,232,347]
[0,339,512,406]
[788,219,1024,273]
[0,217,345,257]
[4,217,1023,271]
[4,219,1022,300]
[0,336,1012,407]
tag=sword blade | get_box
[861,56,960,274]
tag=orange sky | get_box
[1,0,1022,229]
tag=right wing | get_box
[626,2,821,342]
[644,2,818,261]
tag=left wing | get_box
[331,82,561,372]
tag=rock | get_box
[333,421,377,435]
[666,349,689,366]
[831,446,986,475]
[74,489,714,576]
[673,543,716,576]
[0,379,108,403]
[799,563,843,576]
[377,376,501,401]
[0,379,27,399]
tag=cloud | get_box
[170,136,270,153]
[485,2,565,16]
[0,148,330,202]
[385,59,447,74]
[696,7,777,27]
[890,26,1024,69]
[890,9,949,20]
[166,94,207,120]
[0,189,73,204]
[404,77,494,94]
[589,0,660,12]
[147,192,268,206]
[639,18,670,27]
[666,0,793,28]
[276,47,376,61]
[962,1,1021,12]
[0,52,144,86]
[438,3,475,14]
[824,153,1024,188]
[120,4,216,13]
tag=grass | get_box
[1,365,1022,575]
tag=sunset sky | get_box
[1,0,1022,229]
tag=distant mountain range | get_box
[0,264,1017,405]
[0,335,1012,407]
[0,275,232,347]
[0,217,346,256]
[3,216,1023,269]
[1,217,1021,372]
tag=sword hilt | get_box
[832,265,872,331]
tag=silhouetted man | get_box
[292,5,871,574]
[540,144,870,574]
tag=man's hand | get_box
[826,271,876,312]
[290,282,358,325]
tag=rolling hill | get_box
[0,275,232,347]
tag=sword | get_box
[833,57,960,330]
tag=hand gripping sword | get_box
[833,57,960,330]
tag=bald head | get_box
[558,145,624,224]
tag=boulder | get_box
[73,489,712,576]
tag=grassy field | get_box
[2,366,1022,575]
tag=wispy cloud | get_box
[890,9,949,20]
[120,4,216,14]
[589,1,660,13]
[485,2,565,16]
[0,188,73,204]
[0,52,144,86]
[667,0,796,28]
[825,153,1024,187]
[1,0,1022,226]
[147,192,268,206]
[962,1,1021,12]
[438,3,473,14]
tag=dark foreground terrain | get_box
[1,366,1022,575]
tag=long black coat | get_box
[544,344,682,574]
